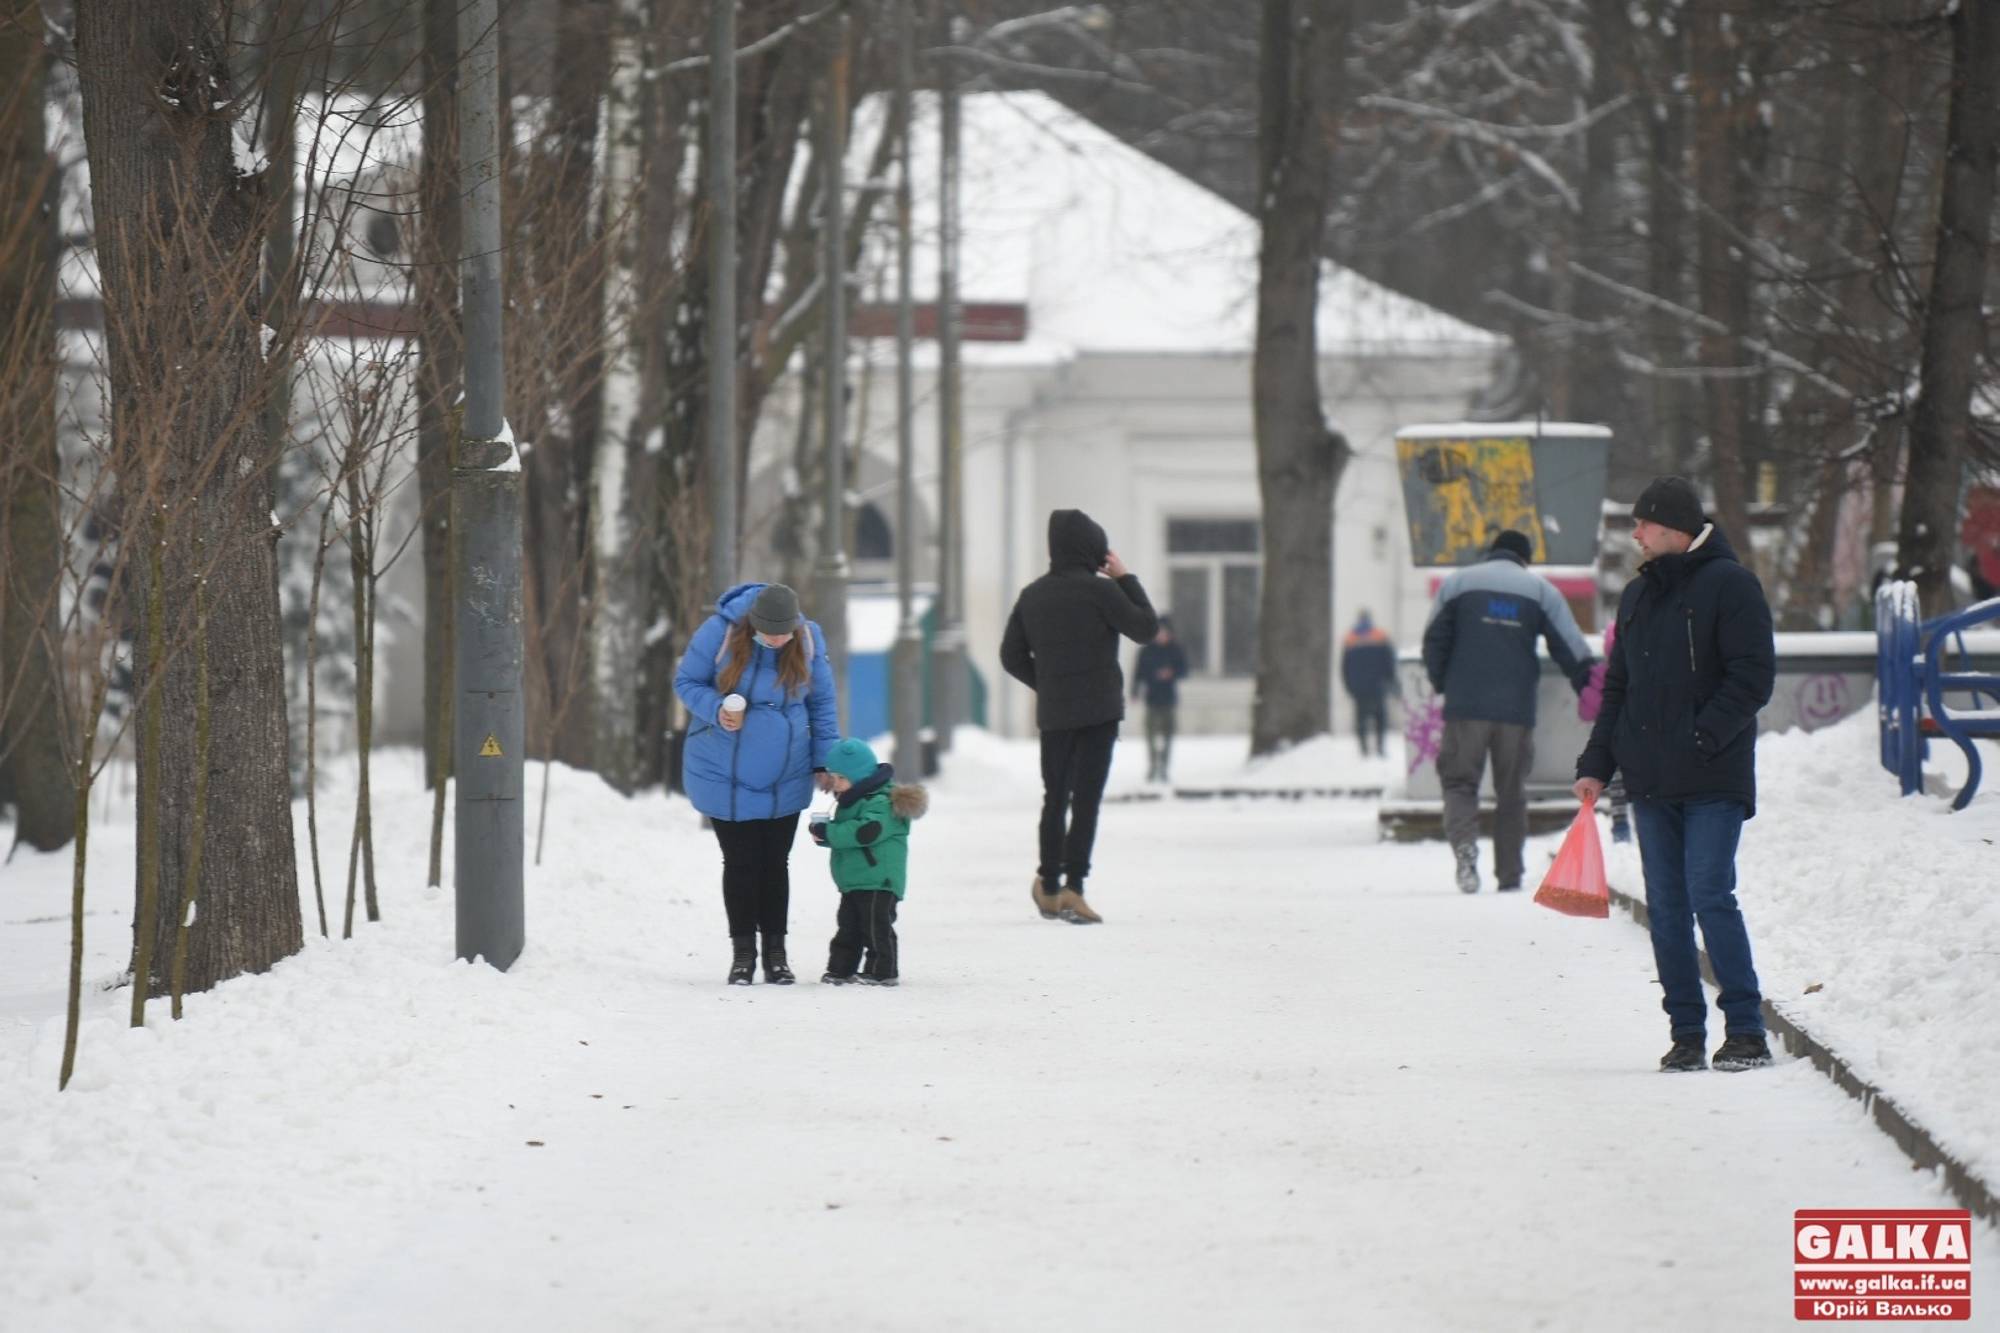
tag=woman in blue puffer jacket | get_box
[675,582,841,986]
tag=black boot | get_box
[728,935,756,985]
[762,932,795,985]
[1659,1035,1706,1072]
[1712,1032,1772,1071]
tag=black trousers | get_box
[826,889,899,979]
[1038,719,1119,888]
[1354,694,1388,756]
[711,812,801,938]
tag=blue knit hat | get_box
[824,737,880,782]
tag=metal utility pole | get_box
[890,0,923,778]
[708,0,739,598]
[452,0,523,971]
[815,9,852,732]
[931,20,966,754]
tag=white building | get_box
[743,92,1501,738]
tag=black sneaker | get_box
[1659,1036,1707,1072]
[857,975,900,988]
[1495,881,1521,893]
[820,972,858,986]
[1712,1033,1772,1071]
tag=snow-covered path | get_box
[3,737,1994,1331]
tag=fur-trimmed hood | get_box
[890,783,929,820]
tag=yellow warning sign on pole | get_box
[479,734,503,757]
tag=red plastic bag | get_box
[1534,802,1609,918]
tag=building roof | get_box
[860,91,1501,362]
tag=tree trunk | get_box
[1642,6,1691,478]
[1689,2,1753,542]
[1896,0,1999,616]
[1250,0,1350,757]
[76,0,303,997]
[589,0,656,793]
[418,0,462,791]
[518,0,610,772]
[0,0,71,852]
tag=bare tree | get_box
[1896,0,1999,615]
[75,0,303,1001]
[1249,0,1349,757]
[0,0,71,852]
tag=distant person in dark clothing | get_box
[1422,529,1594,895]
[1001,509,1159,925]
[1577,476,1777,1074]
[1132,615,1189,783]
[1339,610,1398,757]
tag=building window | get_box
[1166,517,1260,677]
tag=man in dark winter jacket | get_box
[1422,529,1594,894]
[1339,610,1398,757]
[1131,616,1189,782]
[1576,476,1777,1074]
[1001,509,1159,924]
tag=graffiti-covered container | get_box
[1393,421,1614,570]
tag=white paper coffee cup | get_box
[721,693,747,718]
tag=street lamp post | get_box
[932,19,966,753]
[890,0,923,777]
[816,9,851,732]
[452,0,523,971]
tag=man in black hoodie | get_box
[1000,509,1159,924]
[1575,477,1777,1074]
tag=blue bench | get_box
[1875,582,2000,811]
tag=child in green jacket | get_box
[810,737,928,986]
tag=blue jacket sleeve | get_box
[674,613,729,725]
[1536,578,1597,691]
[806,620,840,769]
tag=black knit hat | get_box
[1489,529,1533,563]
[1632,476,1705,536]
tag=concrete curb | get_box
[1102,786,1385,805]
[1606,881,1997,1227]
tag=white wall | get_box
[742,343,1497,741]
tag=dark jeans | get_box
[827,889,899,980]
[1632,797,1764,1039]
[1437,717,1534,886]
[1038,719,1119,888]
[1353,693,1388,756]
[711,812,801,938]
[1143,705,1176,781]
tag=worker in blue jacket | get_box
[1422,529,1594,894]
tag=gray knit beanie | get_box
[747,583,801,635]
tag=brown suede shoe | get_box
[1031,876,1061,920]
[1055,888,1102,924]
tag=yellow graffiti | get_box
[1395,436,1547,565]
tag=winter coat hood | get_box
[1638,523,1736,592]
[1048,509,1109,573]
